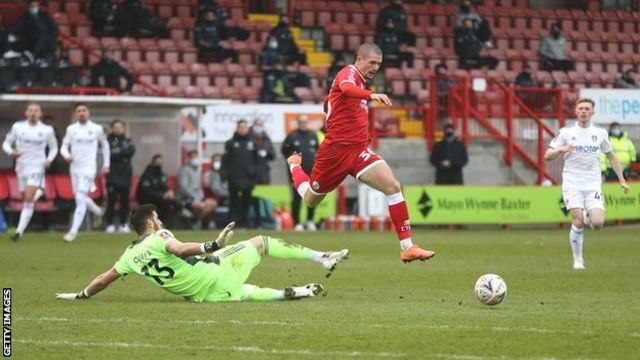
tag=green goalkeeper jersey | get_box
[114,229,219,302]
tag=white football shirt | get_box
[2,120,58,173]
[60,120,110,176]
[549,123,611,191]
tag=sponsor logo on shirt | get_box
[573,145,599,153]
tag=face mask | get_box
[29,7,39,15]
[460,5,471,13]
[268,41,278,49]
[611,128,621,137]
[253,126,264,135]
[190,159,200,167]
[213,161,221,170]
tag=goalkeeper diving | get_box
[56,204,349,302]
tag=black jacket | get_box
[253,132,275,184]
[89,0,117,27]
[281,130,319,174]
[376,3,408,32]
[374,28,401,55]
[259,47,285,71]
[106,134,135,187]
[91,58,134,92]
[454,27,481,60]
[136,165,169,203]
[14,10,58,45]
[269,23,298,56]
[429,137,468,185]
[222,133,259,190]
[193,19,223,49]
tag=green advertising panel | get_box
[405,184,640,224]
[252,185,336,222]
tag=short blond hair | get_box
[575,98,595,109]
[357,42,382,58]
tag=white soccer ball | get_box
[474,273,507,306]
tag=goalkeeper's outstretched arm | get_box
[56,267,120,300]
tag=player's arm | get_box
[56,267,121,300]
[2,125,18,157]
[605,152,630,193]
[544,130,573,161]
[165,222,236,257]
[99,127,111,173]
[60,129,72,161]
[339,81,392,106]
[44,129,59,166]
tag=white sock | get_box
[85,197,102,215]
[297,181,310,198]
[70,193,88,234]
[310,251,325,262]
[16,202,35,234]
[33,188,44,201]
[570,224,584,262]
[399,238,413,251]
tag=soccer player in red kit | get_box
[286,43,435,263]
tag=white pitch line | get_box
[15,317,640,340]
[13,339,405,358]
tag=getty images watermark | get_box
[3,288,10,357]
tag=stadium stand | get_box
[0,0,638,111]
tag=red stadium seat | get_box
[53,175,74,201]
[202,86,222,98]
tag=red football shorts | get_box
[309,142,385,194]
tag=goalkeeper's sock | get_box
[290,164,310,198]
[16,201,35,234]
[264,236,324,262]
[569,224,584,262]
[242,284,285,301]
[387,192,414,251]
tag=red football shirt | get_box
[324,65,372,145]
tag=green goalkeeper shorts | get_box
[203,240,262,302]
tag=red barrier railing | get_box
[371,75,569,184]
[16,86,120,96]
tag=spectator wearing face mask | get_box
[251,117,276,185]
[376,0,416,46]
[208,153,229,205]
[179,150,218,228]
[259,36,286,72]
[600,122,637,181]
[454,18,498,70]
[429,123,468,185]
[614,69,640,89]
[539,22,574,72]
[455,0,492,47]
[12,0,59,63]
[374,17,414,68]
[268,15,306,65]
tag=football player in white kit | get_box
[60,103,111,242]
[2,103,58,241]
[545,98,629,270]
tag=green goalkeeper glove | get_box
[203,221,235,253]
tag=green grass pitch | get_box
[1,227,639,359]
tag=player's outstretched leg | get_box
[241,283,325,301]
[358,161,435,263]
[257,235,350,274]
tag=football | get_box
[475,274,507,306]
